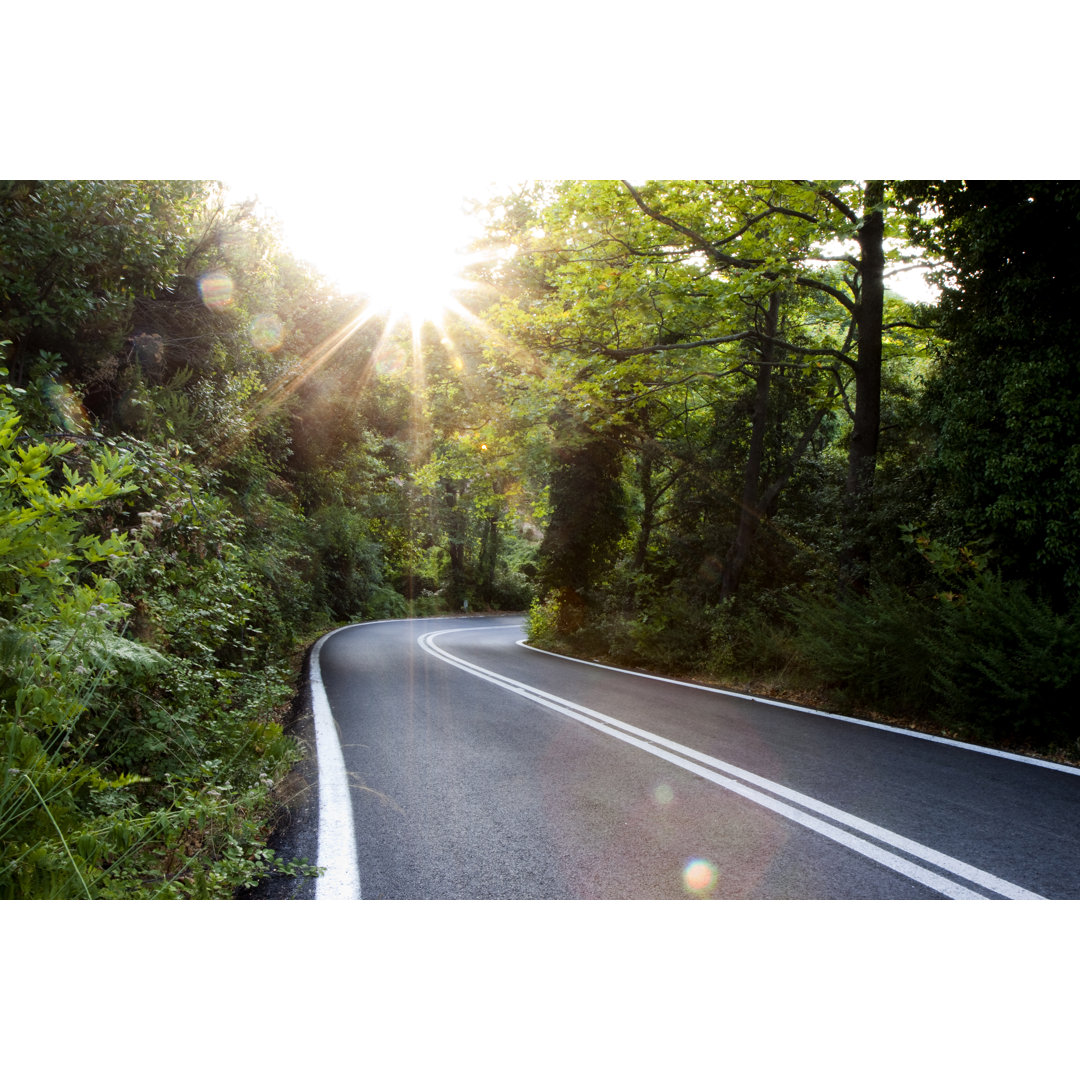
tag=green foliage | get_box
[308,505,391,621]
[0,179,438,896]
[0,367,139,723]
[931,576,1080,746]
[488,180,933,617]
[705,593,802,680]
[0,181,207,383]
[902,181,1080,604]
[790,586,941,716]
[526,594,560,646]
[780,566,1080,751]
[538,424,628,600]
[625,591,714,673]
[410,415,540,612]
[0,373,308,898]
[494,179,1080,756]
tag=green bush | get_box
[489,569,534,612]
[629,592,713,673]
[406,593,444,618]
[364,584,408,621]
[309,504,394,621]
[526,594,561,647]
[0,374,143,897]
[706,595,802,680]
[791,585,941,715]
[0,373,307,898]
[932,576,1080,745]
[788,571,1080,751]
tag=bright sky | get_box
[225,177,499,324]
[225,177,939,327]
[888,265,940,305]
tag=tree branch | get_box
[797,181,860,223]
[760,394,836,511]
[621,182,860,315]
[620,182,757,271]
[601,331,756,360]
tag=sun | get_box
[356,234,476,329]
[228,177,493,330]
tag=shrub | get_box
[791,585,941,715]
[527,595,561,647]
[0,373,307,897]
[363,584,408,621]
[489,569,534,612]
[706,595,802,680]
[932,576,1080,746]
[629,592,713,674]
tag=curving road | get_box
[308,615,1080,900]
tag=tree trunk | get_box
[632,444,659,575]
[478,515,499,603]
[720,293,780,601]
[443,481,469,606]
[839,181,885,593]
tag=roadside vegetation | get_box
[0,181,539,898]
[3,179,1077,897]
[502,182,1080,766]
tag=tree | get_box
[617,180,900,591]
[487,180,920,598]
[903,180,1080,604]
[0,180,206,388]
[537,413,629,603]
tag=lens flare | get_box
[250,313,284,351]
[653,783,674,806]
[698,554,723,584]
[683,858,718,897]
[374,342,409,377]
[198,270,234,311]
[43,379,90,434]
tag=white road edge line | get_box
[310,627,362,900]
[308,615,487,899]
[517,639,1080,777]
[420,627,1045,901]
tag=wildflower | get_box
[137,510,165,532]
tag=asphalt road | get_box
[279,614,1080,900]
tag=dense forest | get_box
[2,179,1078,899]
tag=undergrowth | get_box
[0,368,320,898]
[528,572,1080,764]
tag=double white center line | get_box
[419,627,1045,900]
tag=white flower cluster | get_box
[135,510,165,534]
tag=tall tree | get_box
[488,180,913,596]
[537,413,628,603]
[839,180,885,589]
[0,180,206,387]
[618,180,897,591]
[903,180,1080,604]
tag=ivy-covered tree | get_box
[537,414,629,603]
